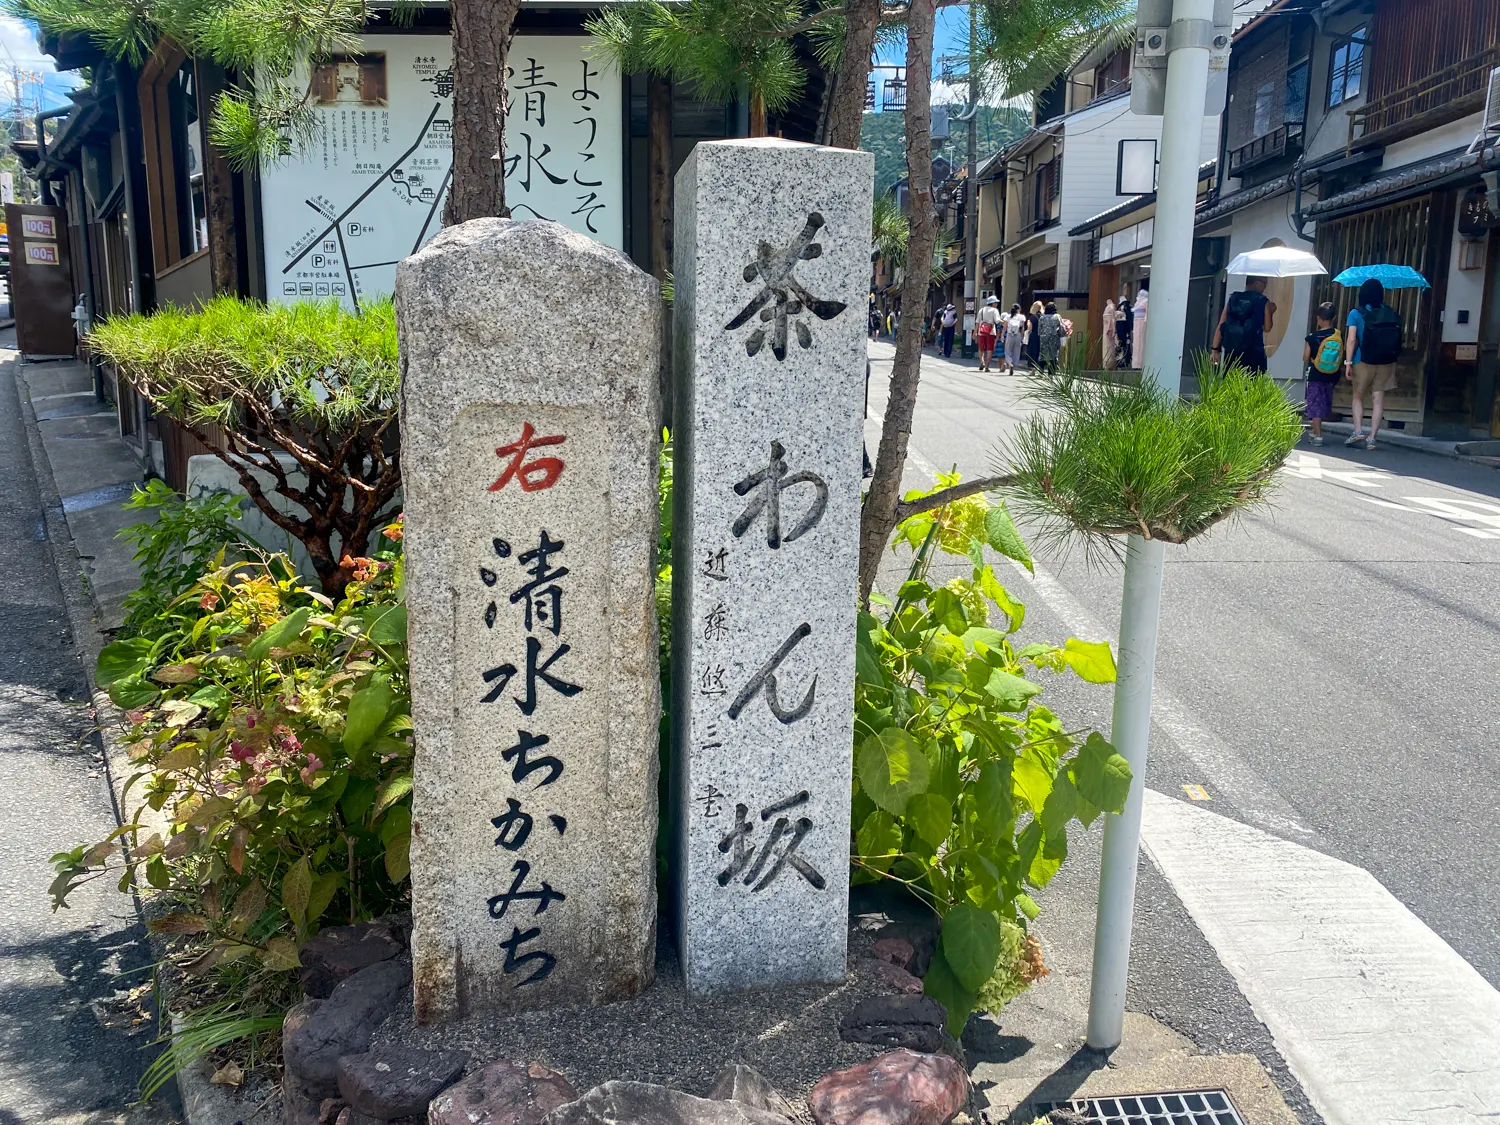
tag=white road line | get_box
[1002,557,1313,839]
[1142,790,1500,1125]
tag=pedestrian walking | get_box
[1343,278,1402,450]
[939,303,958,358]
[975,296,1001,371]
[1302,300,1343,445]
[1038,302,1065,367]
[1101,297,1119,370]
[1130,283,1149,369]
[869,297,881,341]
[1003,304,1025,372]
[1025,300,1043,368]
[1212,275,1276,373]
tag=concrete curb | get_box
[11,363,214,1123]
[1316,420,1462,459]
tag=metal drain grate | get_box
[1029,1088,1247,1125]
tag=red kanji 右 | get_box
[489,423,566,493]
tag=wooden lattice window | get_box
[1312,195,1433,355]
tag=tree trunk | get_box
[195,62,240,294]
[445,0,523,224]
[749,88,767,137]
[824,0,881,150]
[648,75,673,282]
[857,0,937,605]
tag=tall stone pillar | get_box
[397,219,662,1023]
[670,139,874,992]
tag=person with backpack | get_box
[939,303,958,357]
[1302,301,1343,445]
[1211,275,1276,373]
[1343,277,1402,450]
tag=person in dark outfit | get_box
[1024,300,1043,368]
[1212,275,1276,372]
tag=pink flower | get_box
[126,710,149,725]
[230,740,255,762]
[245,714,257,729]
[300,755,324,785]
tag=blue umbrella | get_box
[1332,264,1431,289]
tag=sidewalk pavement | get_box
[12,349,145,632]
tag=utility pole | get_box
[1085,0,1222,1054]
[962,0,979,353]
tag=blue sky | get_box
[871,5,981,109]
[0,16,84,115]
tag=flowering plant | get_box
[50,519,412,974]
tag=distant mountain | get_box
[861,105,1031,196]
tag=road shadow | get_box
[989,1044,1113,1123]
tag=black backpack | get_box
[1359,304,1403,365]
[1220,291,1262,355]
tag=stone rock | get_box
[707,1063,795,1119]
[301,919,406,999]
[337,1109,422,1125]
[397,219,663,1023]
[863,958,924,996]
[808,1050,968,1125]
[283,1000,334,1122]
[839,996,962,1059]
[543,1081,790,1125]
[320,1097,348,1124]
[871,938,915,971]
[670,139,874,992]
[427,1060,579,1125]
[284,961,412,1086]
[338,1045,469,1120]
[873,922,938,979]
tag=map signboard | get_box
[261,34,624,308]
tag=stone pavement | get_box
[0,331,176,1124]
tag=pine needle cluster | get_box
[998,353,1303,563]
[587,0,814,116]
[971,0,1136,100]
[7,0,369,169]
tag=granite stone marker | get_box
[670,139,874,992]
[397,219,662,1023]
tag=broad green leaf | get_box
[926,739,961,804]
[344,678,393,754]
[261,936,302,972]
[1072,733,1133,813]
[855,810,902,871]
[96,638,152,687]
[855,638,885,687]
[897,580,932,606]
[923,946,980,1037]
[244,607,312,663]
[960,627,1007,655]
[283,857,311,927]
[1017,819,1042,878]
[384,834,411,882]
[967,535,987,571]
[929,587,968,636]
[1016,893,1040,921]
[373,773,413,815]
[983,669,1042,711]
[1031,832,1065,884]
[108,675,159,710]
[978,569,1025,633]
[1061,638,1117,684]
[368,604,408,645]
[187,684,231,712]
[307,873,340,924]
[340,778,378,826]
[1040,772,1079,838]
[985,502,1033,573]
[856,728,930,815]
[1012,756,1053,815]
[941,903,1003,992]
[906,792,952,849]
[229,878,267,933]
[975,760,1011,837]
[379,804,412,846]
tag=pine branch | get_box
[894,475,1015,522]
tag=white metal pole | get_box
[1085,0,1214,1052]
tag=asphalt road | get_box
[0,339,175,1124]
[865,340,1500,1124]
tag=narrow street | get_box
[867,340,1500,1125]
[0,334,175,1125]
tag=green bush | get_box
[86,297,401,595]
[51,517,412,977]
[1003,356,1303,560]
[855,477,1132,1034]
